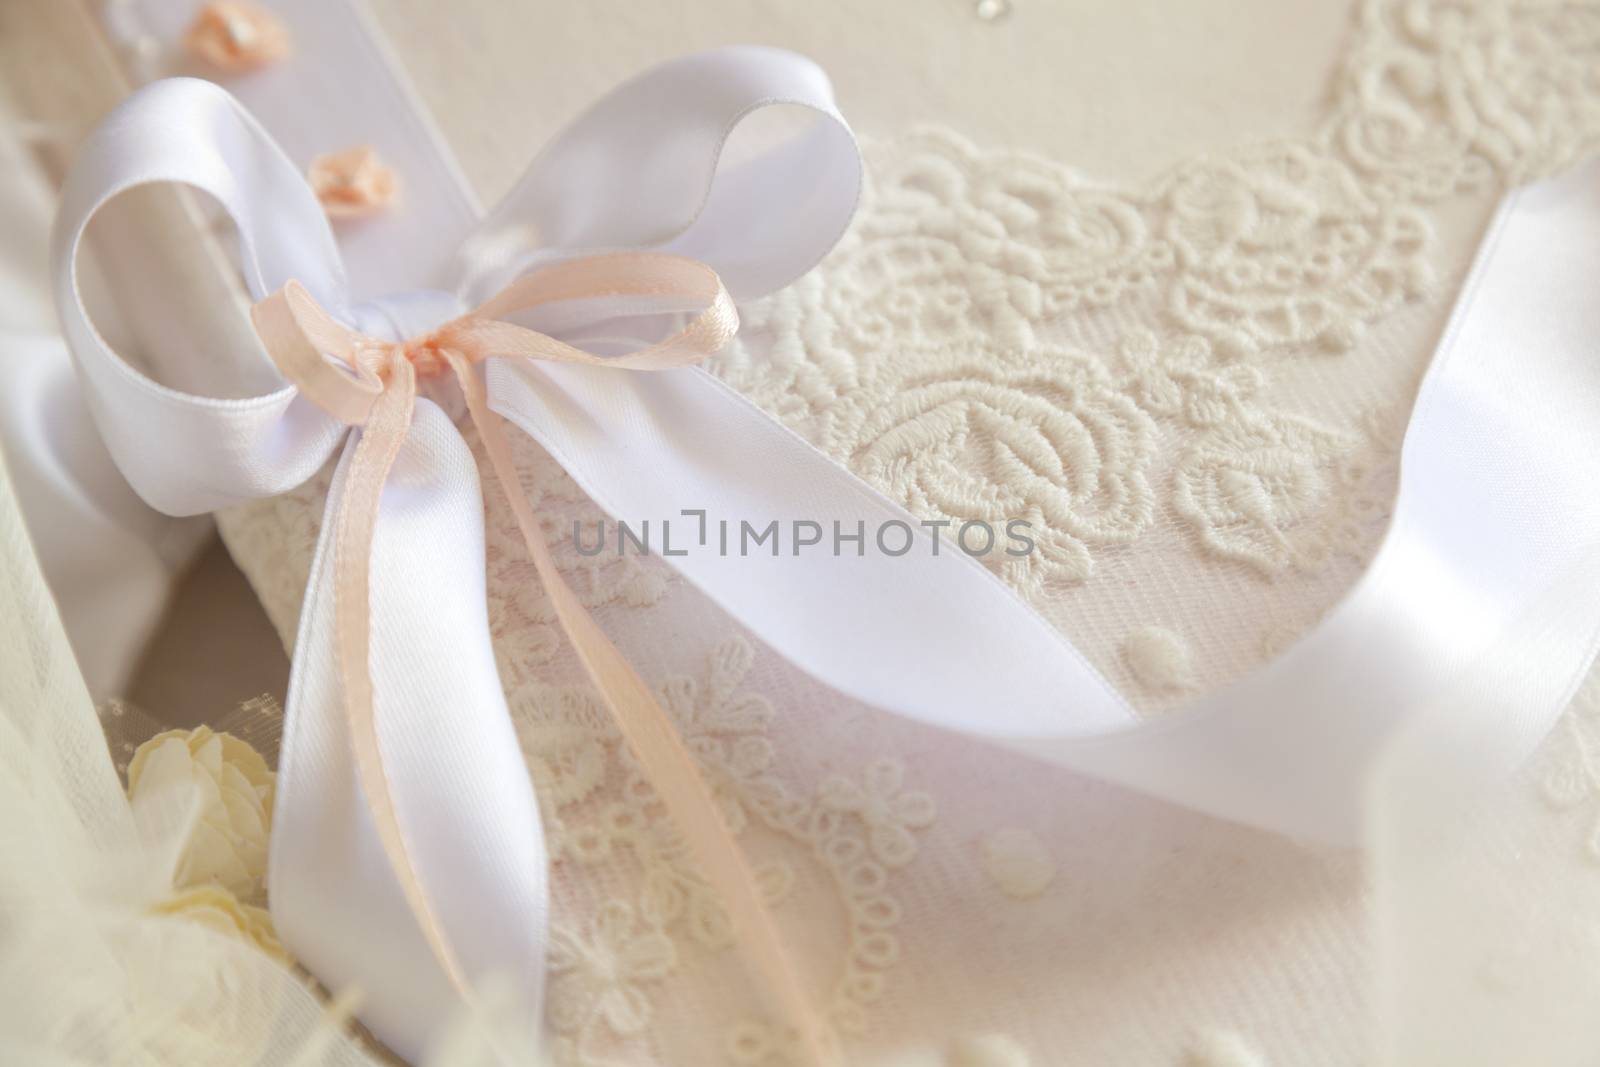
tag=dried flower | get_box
[152,884,291,965]
[307,146,400,219]
[183,2,291,72]
[128,726,274,903]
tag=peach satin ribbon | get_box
[251,253,832,1063]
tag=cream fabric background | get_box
[21,0,1600,1064]
[369,0,1353,204]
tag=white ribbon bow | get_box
[50,45,1600,1061]
[52,48,861,1057]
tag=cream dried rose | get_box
[151,884,291,965]
[128,726,275,903]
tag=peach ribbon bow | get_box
[252,252,833,1063]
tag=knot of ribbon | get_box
[257,255,740,425]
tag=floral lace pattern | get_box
[712,0,1600,604]
[509,636,934,1067]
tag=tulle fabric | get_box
[0,445,548,1067]
[0,445,369,1065]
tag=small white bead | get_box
[1186,1029,1268,1067]
[980,828,1055,899]
[974,0,1012,23]
[1124,626,1197,694]
[950,1033,1030,1067]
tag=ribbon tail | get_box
[328,355,470,993]
[270,392,548,1062]
[451,353,833,1063]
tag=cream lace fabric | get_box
[717,0,1600,707]
[210,2,1600,1063]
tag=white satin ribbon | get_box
[490,155,1600,842]
[50,42,1600,1064]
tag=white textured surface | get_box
[368,0,1352,202]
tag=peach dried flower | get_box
[183,2,291,72]
[307,146,401,219]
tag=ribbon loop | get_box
[250,282,385,425]
[49,76,368,516]
[457,46,861,305]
